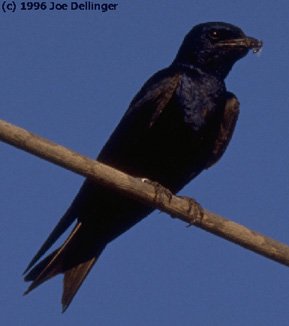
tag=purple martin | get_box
[24,22,262,311]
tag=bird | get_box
[23,22,262,311]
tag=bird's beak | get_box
[217,37,263,53]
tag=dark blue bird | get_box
[24,22,262,311]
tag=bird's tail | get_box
[24,222,106,312]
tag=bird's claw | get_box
[178,196,204,226]
[140,178,173,204]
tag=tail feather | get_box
[24,222,106,310]
[24,249,60,284]
[24,204,78,274]
[62,257,97,312]
[24,223,82,293]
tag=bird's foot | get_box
[140,178,173,205]
[177,196,204,227]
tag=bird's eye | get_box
[208,30,220,41]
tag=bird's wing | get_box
[24,68,181,273]
[205,92,240,168]
[129,70,181,127]
[98,68,181,162]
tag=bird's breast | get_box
[175,71,226,131]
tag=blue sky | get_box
[0,0,288,325]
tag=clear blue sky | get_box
[0,0,288,325]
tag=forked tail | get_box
[24,222,105,312]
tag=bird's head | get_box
[173,22,263,79]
